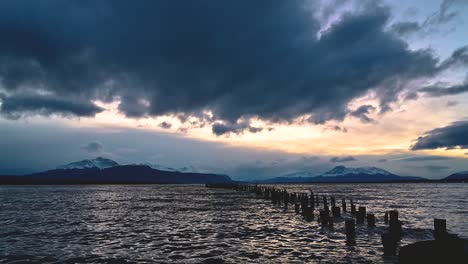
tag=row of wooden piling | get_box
[206,183,452,257]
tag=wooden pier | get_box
[206,183,468,262]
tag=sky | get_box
[0,0,467,180]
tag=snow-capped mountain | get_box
[128,163,211,173]
[128,163,178,172]
[322,165,392,177]
[130,163,199,173]
[150,164,178,171]
[1,161,232,184]
[260,165,425,183]
[57,157,119,170]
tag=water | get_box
[0,183,466,263]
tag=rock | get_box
[399,236,468,264]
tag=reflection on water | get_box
[0,183,466,263]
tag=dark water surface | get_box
[0,183,466,263]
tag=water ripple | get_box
[0,183,466,263]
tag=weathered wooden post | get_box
[350,199,356,216]
[330,197,336,207]
[389,210,398,224]
[305,206,314,221]
[389,210,402,241]
[356,206,366,224]
[345,218,356,242]
[315,195,319,206]
[384,211,389,224]
[284,191,289,208]
[319,210,329,226]
[332,206,341,218]
[301,201,306,216]
[359,206,366,218]
[342,198,347,212]
[367,213,376,227]
[295,203,300,214]
[434,218,447,241]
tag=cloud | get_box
[395,156,452,162]
[324,125,348,133]
[411,120,468,150]
[0,1,453,130]
[439,45,468,70]
[211,121,263,136]
[83,141,103,153]
[392,0,468,36]
[349,105,376,123]
[0,93,103,119]
[423,165,451,172]
[302,156,320,162]
[228,155,329,180]
[330,156,357,163]
[419,82,468,97]
[447,100,459,107]
[405,165,451,172]
[391,22,421,35]
[403,91,419,101]
[422,0,468,28]
[378,159,387,163]
[158,121,172,129]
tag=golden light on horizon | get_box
[49,94,468,160]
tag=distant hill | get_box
[260,165,426,183]
[442,171,468,182]
[0,158,232,184]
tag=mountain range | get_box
[260,165,432,183]
[444,171,468,182]
[0,158,466,184]
[0,158,232,184]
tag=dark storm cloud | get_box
[404,91,419,101]
[212,121,263,136]
[378,159,387,163]
[330,156,357,163]
[447,100,459,107]
[158,122,172,129]
[324,125,348,133]
[350,105,376,123]
[0,0,458,133]
[411,120,468,150]
[83,141,103,153]
[439,45,468,70]
[0,93,103,119]
[391,22,421,35]
[419,82,468,97]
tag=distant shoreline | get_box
[0,180,466,185]
[246,179,467,184]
